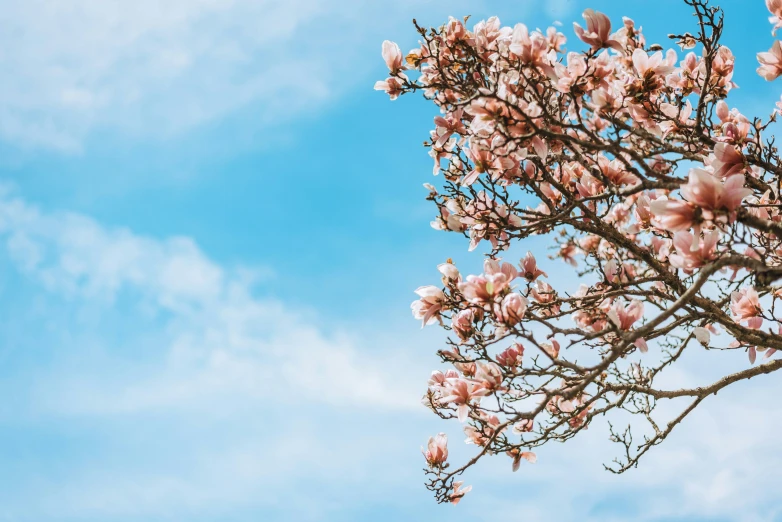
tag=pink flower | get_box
[553,52,588,92]
[668,230,720,274]
[497,293,528,326]
[680,169,752,212]
[607,300,644,330]
[509,23,554,74]
[520,252,547,281]
[464,413,502,446]
[757,41,782,80]
[632,48,677,78]
[452,309,476,340]
[450,481,472,504]
[458,273,510,305]
[531,280,560,315]
[474,361,505,392]
[710,143,744,179]
[411,286,446,326]
[769,0,782,35]
[428,369,460,387]
[507,448,537,471]
[607,300,648,352]
[438,262,461,282]
[440,378,490,422]
[374,77,404,100]
[513,419,534,434]
[381,40,404,74]
[422,433,448,467]
[484,258,519,281]
[650,197,695,232]
[496,344,524,367]
[541,339,561,359]
[573,9,622,50]
[433,108,467,147]
[730,287,764,329]
[668,230,719,272]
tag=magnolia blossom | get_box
[440,378,490,422]
[496,344,524,367]
[730,287,764,329]
[422,433,449,468]
[452,309,477,340]
[507,448,537,471]
[497,293,528,326]
[381,40,404,74]
[411,286,445,326]
[649,196,695,232]
[374,76,404,100]
[669,230,720,273]
[607,300,648,352]
[757,40,782,80]
[520,252,547,281]
[769,0,782,35]
[450,481,472,504]
[573,8,622,50]
[680,169,752,212]
[711,143,744,179]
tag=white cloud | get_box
[0,185,422,415]
[0,184,436,518]
[0,0,348,150]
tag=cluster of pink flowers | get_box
[380,0,782,504]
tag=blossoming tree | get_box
[377,0,782,504]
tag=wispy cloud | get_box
[0,0,340,151]
[0,184,431,518]
[0,184,421,414]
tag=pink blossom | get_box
[730,287,764,329]
[458,273,510,305]
[450,481,472,504]
[607,300,644,330]
[428,369,460,387]
[520,252,547,281]
[512,419,534,434]
[484,258,519,281]
[433,108,467,147]
[710,143,744,179]
[474,361,505,392]
[411,286,446,326]
[440,378,490,422]
[464,413,502,446]
[573,9,622,51]
[422,433,449,467]
[553,52,588,93]
[374,77,404,100]
[649,197,695,232]
[510,24,554,74]
[452,309,476,340]
[680,169,752,212]
[496,344,524,367]
[632,48,677,79]
[541,339,561,359]
[531,280,559,314]
[507,448,537,471]
[498,293,528,326]
[438,262,461,282]
[771,0,782,35]
[757,41,782,80]
[669,230,719,273]
[381,40,404,74]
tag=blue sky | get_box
[0,1,781,521]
